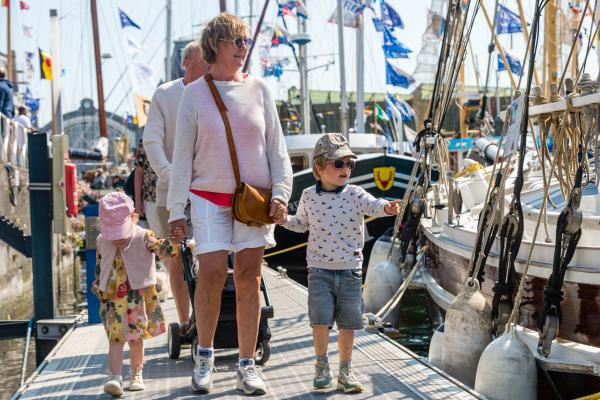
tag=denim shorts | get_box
[307,268,364,330]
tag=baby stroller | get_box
[167,242,274,365]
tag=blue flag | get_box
[24,88,40,112]
[372,17,385,32]
[498,52,522,75]
[263,62,284,79]
[119,8,141,30]
[496,4,522,34]
[387,94,415,122]
[386,61,415,88]
[381,1,404,30]
[383,27,412,59]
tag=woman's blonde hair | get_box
[312,155,327,181]
[200,13,249,64]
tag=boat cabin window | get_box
[290,154,309,173]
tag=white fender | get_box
[441,278,493,387]
[475,326,537,400]
[428,323,444,368]
[363,260,404,326]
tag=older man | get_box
[143,40,210,329]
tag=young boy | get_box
[274,133,401,393]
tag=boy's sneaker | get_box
[191,350,215,393]
[236,359,267,395]
[337,363,364,393]
[128,368,145,391]
[104,374,124,397]
[313,358,333,389]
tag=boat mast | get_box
[50,9,63,136]
[336,0,349,139]
[91,0,109,138]
[299,1,310,134]
[220,0,227,13]
[355,1,367,134]
[544,0,558,94]
[6,0,12,82]
[166,0,172,81]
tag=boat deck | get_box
[13,267,483,399]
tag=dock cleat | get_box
[191,350,215,393]
[128,368,145,391]
[236,359,267,395]
[104,374,124,397]
[337,362,363,393]
[313,358,333,389]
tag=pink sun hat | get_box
[99,191,135,240]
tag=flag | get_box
[24,88,40,112]
[383,26,412,59]
[375,104,390,122]
[381,1,404,30]
[496,4,522,34]
[134,95,151,127]
[119,8,141,30]
[388,94,415,122]
[295,0,309,18]
[277,1,308,18]
[429,10,446,38]
[498,52,522,75]
[386,61,414,88]
[263,60,284,78]
[22,25,32,37]
[38,48,52,80]
[271,24,292,47]
[372,17,385,32]
[24,51,35,81]
[328,0,364,28]
[19,0,28,10]
[125,36,145,54]
[1,0,8,8]
[129,61,157,98]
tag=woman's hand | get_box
[134,198,145,216]
[169,219,188,242]
[270,199,287,223]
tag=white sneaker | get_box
[191,352,215,393]
[128,368,145,391]
[236,360,267,395]
[104,374,124,397]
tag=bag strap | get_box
[204,73,241,186]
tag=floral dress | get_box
[92,231,173,343]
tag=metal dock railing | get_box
[12,267,484,399]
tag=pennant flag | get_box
[375,104,390,122]
[119,8,141,30]
[295,0,309,18]
[19,0,28,10]
[386,61,415,88]
[1,0,8,8]
[126,36,145,54]
[263,61,284,79]
[388,94,415,122]
[38,48,52,80]
[381,1,404,30]
[24,51,35,81]
[372,17,385,32]
[271,24,293,47]
[498,52,522,75]
[496,4,522,34]
[22,25,32,37]
[383,26,412,59]
[24,88,40,112]
[129,61,157,98]
[277,1,309,18]
[328,0,364,28]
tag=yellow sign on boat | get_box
[373,167,396,191]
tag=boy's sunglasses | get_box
[220,37,254,49]
[328,159,356,170]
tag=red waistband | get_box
[190,189,233,207]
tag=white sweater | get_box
[143,78,184,206]
[282,183,390,270]
[167,75,293,222]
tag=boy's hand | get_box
[385,199,402,215]
[271,200,287,224]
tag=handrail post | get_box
[84,204,101,323]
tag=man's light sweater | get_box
[282,184,390,270]
[143,78,184,206]
[168,75,293,222]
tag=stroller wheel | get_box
[255,340,271,365]
[168,323,181,359]
[191,338,198,363]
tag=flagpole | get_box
[50,9,63,136]
[336,0,348,139]
[355,1,366,134]
[166,0,172,81]
[6,0,12,82]
[91,0,109,138]
[299,0,310,134]
[220,0,227,13]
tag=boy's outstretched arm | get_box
[384,199,402,215]
[354,186,393,217]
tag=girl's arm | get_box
[144,230,182,260]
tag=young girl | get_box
[92,191,174,396]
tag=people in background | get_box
[168,13,292,395]
[143,40,210,332]
[0,68,13,119]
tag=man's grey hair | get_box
[180,40,202,69]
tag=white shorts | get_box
[190,195,276,255]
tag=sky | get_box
[3,0,599,127]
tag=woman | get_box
[168,13,292,396]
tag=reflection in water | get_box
[1,338,36,400]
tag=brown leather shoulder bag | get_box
[205,74,273,227]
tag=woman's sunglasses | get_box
[220,37,254,49]
[328,159,356,170]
